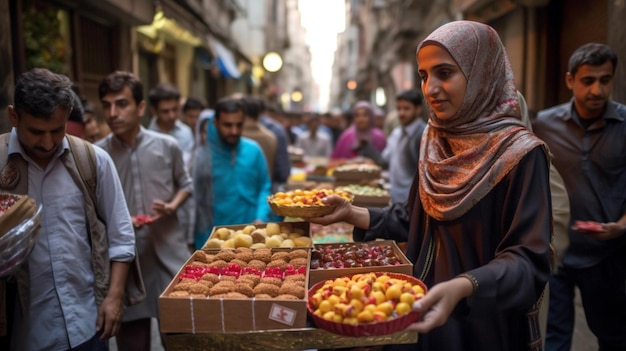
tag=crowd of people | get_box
[0,19,624,351]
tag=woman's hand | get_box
[405,277,474,333]
[306,195,355,225]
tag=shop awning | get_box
[210,38,241,79]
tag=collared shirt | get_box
[9,129,135,350]
[148,117,195,166]
[295,130,332,158]
[534,100,626,268]
[382,118,426,203]
[243,122,277,178]
[148,117,196,245]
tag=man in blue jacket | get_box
[193,97,272,248]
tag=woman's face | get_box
[417,44,467,121]
[353,107,371,130]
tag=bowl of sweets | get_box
[307,272,427,337]
[268,189,353,218]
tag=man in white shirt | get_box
[295,114,332,158]
[3,68,135,350]
[98,71,192,351]
[381,90,426,203]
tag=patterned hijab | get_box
[417,21,547,221]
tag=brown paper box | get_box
[159,249,310,333]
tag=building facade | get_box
[330,0,626,115]
[0,0,316,133]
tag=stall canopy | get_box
[210,38,241,79]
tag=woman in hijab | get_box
[191,109,214,249]
[330,100,387,159]
[308,21,552,351]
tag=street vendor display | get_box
[159,220,419,349]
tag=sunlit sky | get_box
[298,0,346,111]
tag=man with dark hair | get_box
[533,43,626,350]
[2,68,135,350]
[97,71,193,350]
[381,89,426,203]
[192,97,272,249]
[147,83,195,249]
[181,97,205,132]
[295,113,332,158]
[147,83,194,165]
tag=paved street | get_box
[572,288,597,351]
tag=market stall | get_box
[159,187,420,351]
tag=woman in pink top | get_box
[331,101,386,159]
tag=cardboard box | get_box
[159,249,310,333]
[332,165,382,187]
[308,240,412,287]
[333,169,381,181]
[205,222,311,249]
[351,194,391,208]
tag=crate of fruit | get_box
[308,240,412,287]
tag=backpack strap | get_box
[67,135,97,205]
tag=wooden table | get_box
[165,327,418,351]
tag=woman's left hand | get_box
[405,277,474,333]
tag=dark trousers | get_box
[69,332,108,351]
[116,318,154,351]
[546,252,626,351]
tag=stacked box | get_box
[308,240,413,287]
[159,247,310,333]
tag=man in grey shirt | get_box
[98,71,192,351]
[533,43,626,351]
